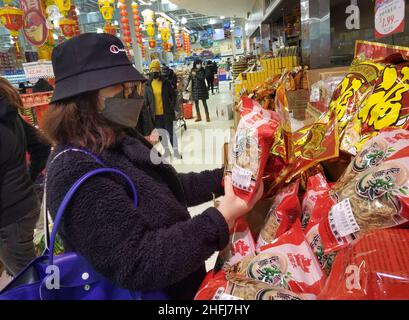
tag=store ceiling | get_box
[170,0,252,18]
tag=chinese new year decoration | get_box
[69,5,80,36]
[142,9,155,49]
[118,0,131,51]
[182,31,190,55]
[98,0,117,36]
[0,5,23,57]
[54,0,71,17]
[59,17,75,38]
[174,26,181,49]
[157,16,171,52]
[131,2,142,47]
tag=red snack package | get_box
[318,151,409,254]
[194,270,308,300]
[256,180,301,251]
[227,96,281,202]
[215,217,256,272]
[319,228,409,300]
[301,173,331,229]
[233,221,326,297]
[355,40,409,61]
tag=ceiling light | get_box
[220,16,225,19]
[156,12,176,24]
[209,18,216,25]
[181,17,187,24]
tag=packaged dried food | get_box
[336,129,409,189]
[194,270,310,300]
[355,40,409,62]
[286,112,339,182]
[329,61,384,132]
[227,97,281,202]
[318,152,409,254]
[318,229,409,300]
[215,217,256,272]
[231,222,326,296]
[256,180,301,250]
[340,63,409,155]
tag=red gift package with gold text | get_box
[319,228,409,300]
[227,96,281,202]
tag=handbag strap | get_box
[48,167,138,266]
[43,148,106,249]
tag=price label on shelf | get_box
[375,0,406,38]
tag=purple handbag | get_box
[0,149,167,300]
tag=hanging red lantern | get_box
[148,39,156,49]
[69,5,80,35]
[104,22,117,35]
[0,6,23,56]
[131,1,143,48]
[59,18,76,39]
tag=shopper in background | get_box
[0,77,50,276]
[32,78,54,93]
[144,59,181,158]
[186,59,210,122]
[41,33,263,300]
[226,57,232,80]
[205,60,216,95]
[162,64,178,91]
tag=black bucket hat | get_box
[50,33,146,103]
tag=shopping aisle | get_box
[171,81,233,271]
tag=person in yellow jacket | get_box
[144,60,181,158]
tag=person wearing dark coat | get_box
[41,33,263,300]
[205,60,217,95]
[0,77,51,276]
[144,60,181,159]
[186,59,210,122]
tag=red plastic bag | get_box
[227,96,281,202]
[194,270,308,300]
[256,180,301,250]
[319,228,409,300]
[233,221,326,297]
[215,217,256,272]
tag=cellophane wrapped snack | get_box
[318,229,409,300]
[230,222,326,297]
[341,62,409,155]
[256,180,301,250]
[355,40,409,62]
[227,96,281,202]
[215,217,256,272]
[286,112,340,182]
[336,129,409,189]
[318,151,409,254]
[329,60,384,132]
[194,270,309,300]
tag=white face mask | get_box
[196,64,202,69]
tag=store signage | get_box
[375,0,405,38]
[22,61,54,82]
[20,0,48,47]
[345,2,360,30]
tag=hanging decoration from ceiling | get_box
[98,0,116,36]
[157,16,171,52]
[20,0,48,47]
[118,0,132,55]
[189,32,198,44]
[142,9,156,49]
[174,26,181,50]
[45,4,62,30]
[59,16,76,38]
[131,2,143,48]
[69,5,80,36]
[182,31,190,55]
[0,4,24,58]
[199,28,214,49]
[54,0,71,17]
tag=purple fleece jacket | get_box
[46,133,228,300]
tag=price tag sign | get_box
[375,0,406,38]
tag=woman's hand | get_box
[217,175,264,230]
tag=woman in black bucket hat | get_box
[41,33,262,300]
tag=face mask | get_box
[152,72,160,79]
[196,64,202,69]
[101,90,143,128]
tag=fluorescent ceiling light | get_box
[220,16,225,19]
[209,18,216,25]
[181,17,187,24]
